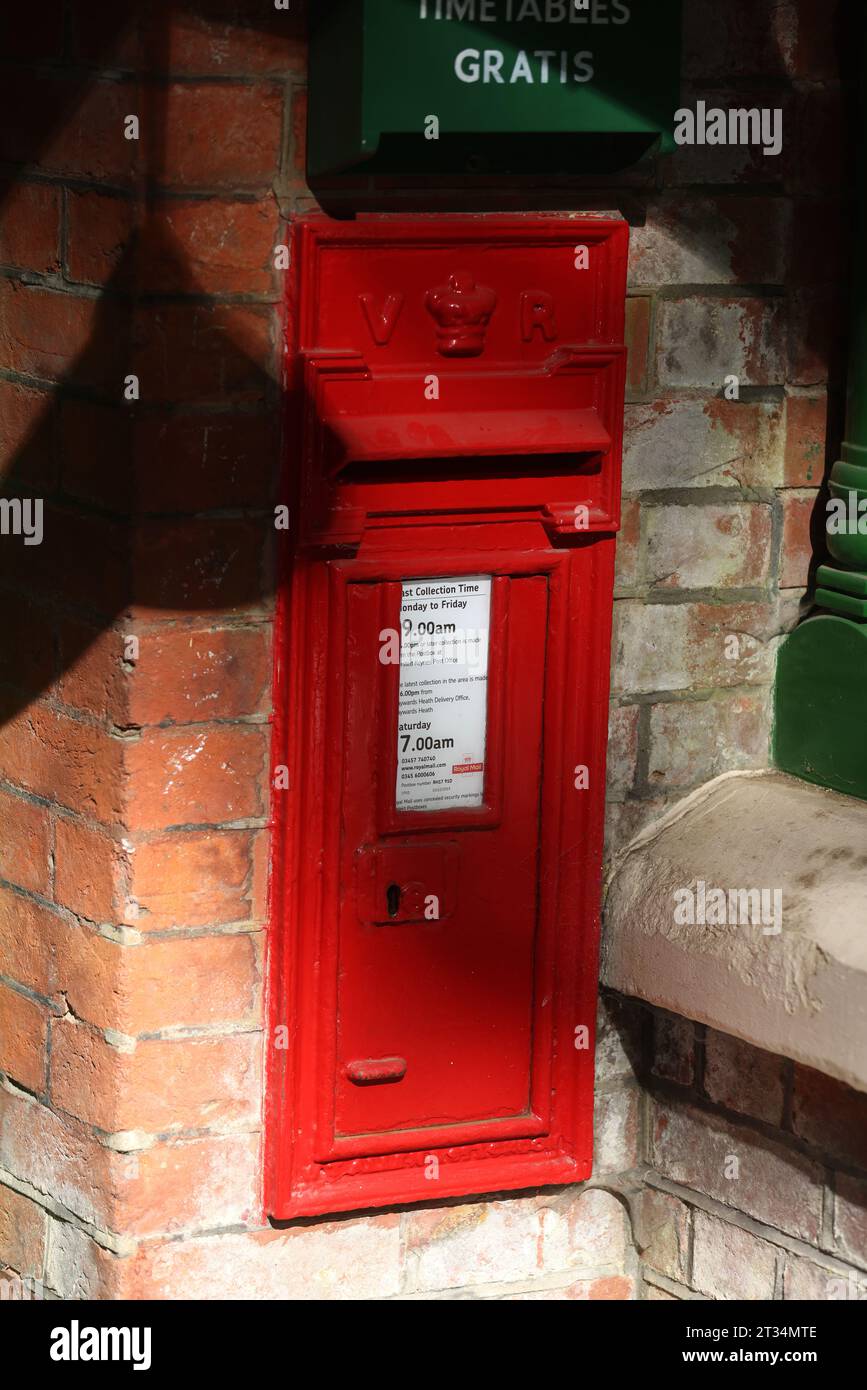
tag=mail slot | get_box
[267,217,628,1218]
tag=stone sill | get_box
[601,771,867,1095]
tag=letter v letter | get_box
[359,293,404,345]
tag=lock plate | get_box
[355,842,458,924]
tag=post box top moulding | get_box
[308,0,683,190]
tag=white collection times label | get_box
[395,576,492,812]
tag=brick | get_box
[403,1196,545,1291]
[129,829,259,931]
[0,74,140,184]
[614,497,640,590]
[541,1187,627,1274]
[128,624,271,725]
[0,590,55,702]
[629,195,789,287]
[121,1216,401,1301]
[703,1031,786,1126]
[0,507,129,617]
[834,1174,867,1269]
[0,790,51,896]
[612,600,777,696]
[64,189,135,288]
[0,379,58,492]
[0,1184,47,1280]
[644,503,772,591]
[0,182,61,275]
[57,399,133,514]
[158,83,284,189]
[0,983,48,1092]
[138,198,280,296]
[625,296,651,395]
[692,1210,778,1300]
[160,4,306,76]
[640,1189,691,1283]
[792,1065,867,1169]
[0,703,124,823]
[784,395,828,487]
[782,1253,863,1301]
[131,517,270,614]
[652,1012,695,1087]
[594,1086,640,1173]
[52,922,260,1034]
[132,414,278,514]
[606,703,640,798]
[131,302,273,403]
[49,1019,262,1132]
[683,0,797,81]
[55,619,130,721]
[647,693,768,791]
[596,992,645,1087]
[119,1132,259,1238]
[624,397,785,492]
[43,1217,117,1300]
[0,1081,114,1228]
[780,491,819,589]
[656,297,787,389]
[504,1275,634,1301]
[651,1099,823,1243]
[0,889,54,995]
[0,279,124,386]
[788,286,846,387]
[125,724,267,831]
[53,818,126,923]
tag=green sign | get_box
[309,0,682,183]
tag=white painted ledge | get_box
[601,771,867,1094]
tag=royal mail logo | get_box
[453,761,484,774]
[425,272,498,357]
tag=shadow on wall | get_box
[0,0,857,728]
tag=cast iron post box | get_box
[267,217,628,1218]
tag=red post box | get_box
[267,217,628,1218]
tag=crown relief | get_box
[424,272,497,357]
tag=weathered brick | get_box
[50,1020,262,1133]
[121,1215,401,1301]
[0,182,61,275]
[651,1099,823,1243]
[833,1174,867,1270]
[54,817,127,922]
[57,399,133,514]
[0,1184,48,1280]
[624,397,784,492]
[0,74,140,183]
[55,619,129,721]
[403,1196,544,1292]
[0,704,124,823]
[0,888,54,995]
[0,983,48,1093]
[652,1012,695,1087]
[792,1066,867,1169]
[594,1086,640,1173]
[132,414,278,514]
[781,491,819,589]
[703,1031,786,1126]
[118,1132,259,1238]
[541,1187,627,1274]
[0,589,56,703]
[0,378,58,492]
[607,703,640,798]
[641,1188,691,1284]
[782,1253,864,1301]
[64,189,135,288]
[125,723,268,831]
[614,497,640,590]
[656,297,787,389]
[784,394,828,487]
[131,518,270,614]
[158,83,283,188]
[43,1217,118,1300]
[52,923,260,1035]
[128,625,270,725]
[625,296,651,395]
[503,1275,634,1300]
[0,1081,114,1228]
[629,195,789,287]
[131,302,273,403]
[612,600,777,696]
[647,693,768,790]
[0,279,123,386]
[0,790,51,896]
[129,828,259,931]
[692,1210,778,1300]
[644,502,772,590]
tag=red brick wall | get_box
[0,0,856,1300]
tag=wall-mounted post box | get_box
[267,217,628,1218]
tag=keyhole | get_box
[386,883,401,919]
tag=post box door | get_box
[334,572,546,1151]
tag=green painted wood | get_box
[774,617,867,802]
